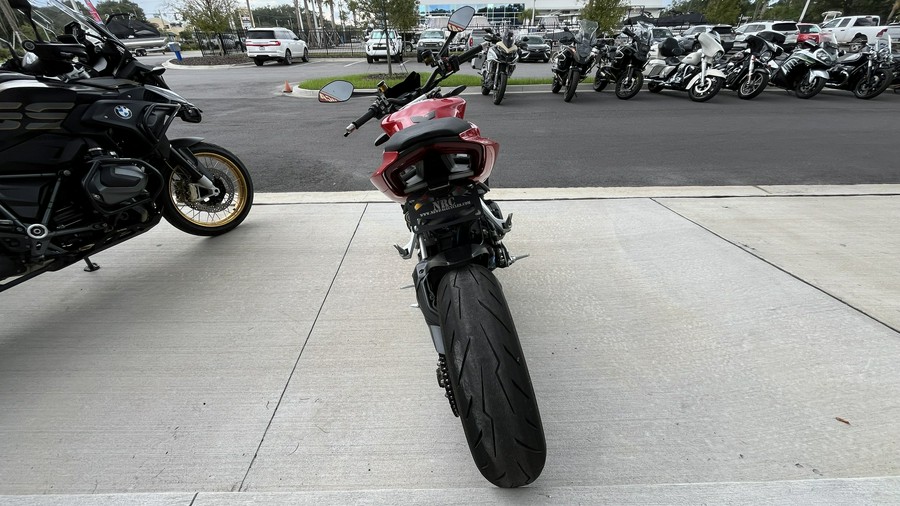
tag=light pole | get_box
[246,0,254,27]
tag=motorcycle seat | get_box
[664,56,681,66]
[382,117,473,152]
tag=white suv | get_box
[245,28,309,66]
[366,29,404,63]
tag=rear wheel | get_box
[301,47,309,62]
[647,82,664,93]
[163,142,254,236]
[737,70,768,100]
[437,264,546,488]
[254,57,265,66]
[849,36,867,53]
[853,69,891,99]
[593,70,608,92]
[615,70,643,99]
[493,73,507,105]
[795,72,825,99]
[564,69,579,102]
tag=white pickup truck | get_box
[819,15,900,51]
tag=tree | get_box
[173,0,238,33]
[517,8,535,24]
[581,0,628,34]
[95,0,146,21]
[705,0,741,23]
[346,0,418,30]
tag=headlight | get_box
[759,50,773,63]
[814,49,833,64]
[714,50,724,60]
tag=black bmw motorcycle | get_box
[592,26,650,100]
[0,0,253,292]
[718,33,782,99]
[824,32,893,99]
[551,20,601,102]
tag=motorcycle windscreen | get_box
[385,72,422,99]
[698,31,724,58]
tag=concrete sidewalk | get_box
[2,186,899,504]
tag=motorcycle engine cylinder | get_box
[86,163,149,205]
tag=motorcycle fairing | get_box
[381,97,467,135]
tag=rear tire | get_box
[593,70,608,92]
[254,57,265,66]
[493,73,507,105]
[551,76,562,93]
[648,82,663,93]
[437,264,546,488]
[564,69,579,102]
[301,47,309,62]
[366,54,374,63]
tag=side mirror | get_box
[484,28,494,34]
[7,0,31,15]
[447,6,474,33]
[421,49,434,64]
[318,80,354,103]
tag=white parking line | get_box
[345,61,365,67]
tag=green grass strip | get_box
[297,73,553,90]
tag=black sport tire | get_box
[564,69,579,102]
[795,72,825,99]
[301,47,309,63]
[853,69,891,99]
[437,264,546,488]
[615,70,642,99]
[163,142,254,236]
[737,70,768,100]
[493,73,507,105]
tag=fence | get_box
[193,30,248,57]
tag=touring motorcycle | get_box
[767,33,839,99]
[551,20,601,102]
[643,31,726,102]
[592,26,650,99]
[823,31,893,99]
[318,6,545,488]
[472,27,524,105]
[0,0,253,292]
[718,32,783,99]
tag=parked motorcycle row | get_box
[471,21,896,103]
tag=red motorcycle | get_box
[319,7,545,488]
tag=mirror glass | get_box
[319,80,354,103]
[447,6,474,33]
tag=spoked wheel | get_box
[437,264,546,488]
[737,70,768,100]
[688,76,723,102]
[615,70,643,99]
[564,69,579,102]
[795,71,826,99]
[163,142,254,236]
[853,69,892,99]
[493,73,507,105]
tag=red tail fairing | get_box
[371,125,498,202]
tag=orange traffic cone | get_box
[282,81,293,93]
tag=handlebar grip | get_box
[458,44,485,64]
[345,106,378,136]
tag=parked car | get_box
[466,28,494,51]
[516,33,551,62]
[677,24,735,52]
[796,23,821,45]
[820,15,900,51]
[734,21,798,52]
[416,29,447,61]
[245,27,308,66]
[366,29,404,63]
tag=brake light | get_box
[270,40,281,46]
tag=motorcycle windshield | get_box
[573,20,598,60]
[3,0,123,53]
[876,32,892,59]
[819,33,839,59]
[697,31,724,57]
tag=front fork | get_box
[166,138,220,198]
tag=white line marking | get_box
[344,61,365,67]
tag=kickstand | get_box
[83,257,100,272]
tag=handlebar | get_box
[459,43,487,64]
[345,105,378,136]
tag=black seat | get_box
[382,117,472,152]
[664,56,681,65]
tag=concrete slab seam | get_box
[651,197,900,337]
[237,203,371,491]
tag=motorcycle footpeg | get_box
[393,243,412,259]
[509,253,530,265]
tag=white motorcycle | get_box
[643,31,727,102]
[472,28,523,105]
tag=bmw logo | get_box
[114,105,133,120]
